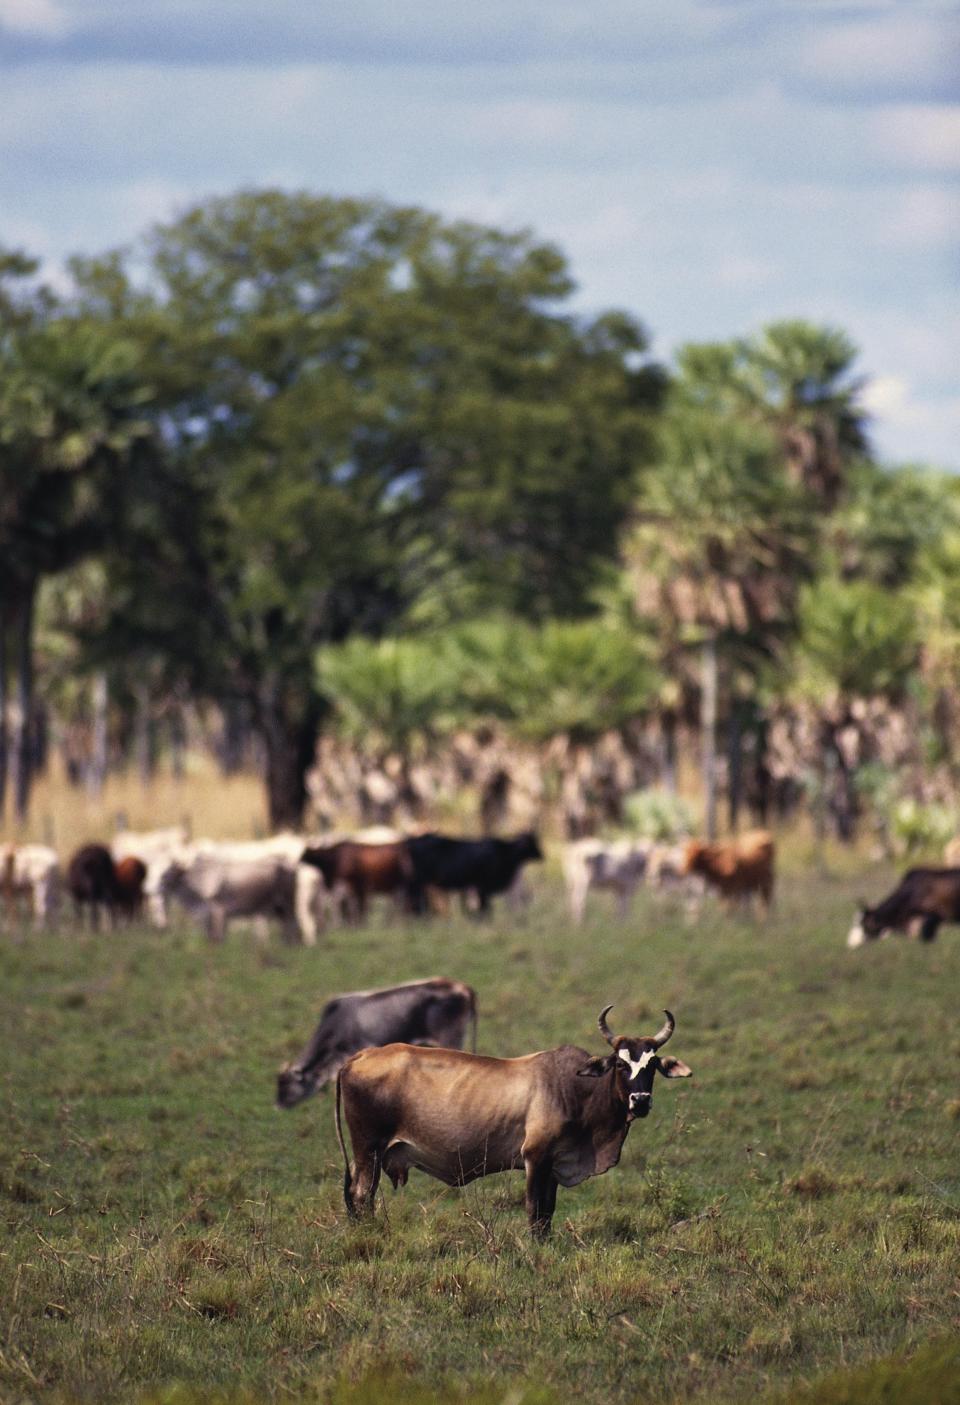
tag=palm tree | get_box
[790,576,918,839]
[627,403,818,835]
[627,321,871,836]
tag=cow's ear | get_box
[657,1056,692,1079]
[576,1055,613,1078]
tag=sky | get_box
[1,0,958,467]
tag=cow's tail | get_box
[334,1068,353,1211]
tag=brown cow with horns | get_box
[335,1005,692,1238]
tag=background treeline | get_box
[3,190,959,849]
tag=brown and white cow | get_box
[335,1005,692,1238]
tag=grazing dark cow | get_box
[276,977,477,1109]
[335,1005,692,1238]
[299,841,413,922]
[848,867,960,947]
[404,831,543,915]
[113,856,147,921]
[67,843,119,929]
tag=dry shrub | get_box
[785,1166,839,1199]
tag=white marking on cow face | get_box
[618,1047,656,1080]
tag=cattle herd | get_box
[2,820,956,1235]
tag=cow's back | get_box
[182,854,294,911]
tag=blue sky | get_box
[2,0,957,466]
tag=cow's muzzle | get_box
[629,1092,652,1119]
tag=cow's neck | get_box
[583,1070,631,1170]
[297,1034,333,1077]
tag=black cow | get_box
[847,867,960,947]
[404,831,543,915]
[67,843,120,929]
[276,977,477,1108]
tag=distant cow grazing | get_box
[277,977,477,1109]
[67,844,120,929]
[683,830,775,914]
[335,1005,691,1238]
[848,867,960,947]
[299,841,413,923]
[404,831,543,915]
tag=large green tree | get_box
[86,192,664,827]
[0,251,155,821]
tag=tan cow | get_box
[335,1006,692,1238]
[683,830,775,914]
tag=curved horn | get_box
[598,1005,616,1047]
[652,1010,675,1049]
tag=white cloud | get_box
[468,98,578,147]
[872,104,960,172]
[797,15,952,93]
[881,185,960,248]
[715,255,779,288]
[862,374,960,466]
[113,177,191,233]
[0,0,69,38]
[862,373,911,420]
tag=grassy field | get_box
[1,867,959,1405]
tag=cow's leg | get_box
[919,914,940,942]
[568,875,588,923]
[294,870,319,946]
[205,905,227,943]
[616,882,634,921]
[353,882,368,924]
[345,1143,382,1218]
[523,1151,555,1240]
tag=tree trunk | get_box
[259,684,324,831]
[0,609,7,820]
[661,709,678,793]
[134,683,154,786]
[727,699,743,833]
[220,699,247,775]
[169,705,186,780]
[701,634,718,841]
[87,671,109,798]
[12,581,36,826]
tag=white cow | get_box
[112,825,190,863]
[195,835,329,945]
[1,843,60,927]
[147,849,300,944]
[141,833,329,944]
[562,838,653,923]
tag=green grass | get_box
[1,870,958,1404]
